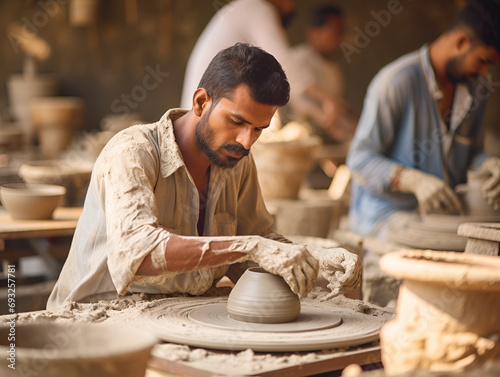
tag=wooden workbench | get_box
[0,207,82,278]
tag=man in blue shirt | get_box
[347,0,500,240]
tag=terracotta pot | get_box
[0,322,156,377]
[30,97,85,159]
[227,267,300,323]
[0,183,66,220]
[18,160,94,207]
[252,137,322,200]
[379,249,500,375]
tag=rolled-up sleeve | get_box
[347,72,406,194]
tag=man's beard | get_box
[281,12,295,28]
[445,55,478,84]
[195,111,249,169]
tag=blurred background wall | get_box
[1,0,499,152]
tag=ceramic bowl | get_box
[227,267,301,324]
[18,160,94,207]
[0,322,157,377]
[0,183,66,220]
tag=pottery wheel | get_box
[189,303,342,333]
[137,297,383,352]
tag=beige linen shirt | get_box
[47,109,274,309]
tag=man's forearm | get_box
[136,235,247,276]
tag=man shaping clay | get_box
[347,0,500,239]
[48,44,359,309]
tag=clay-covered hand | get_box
[230,236,319,298]
[306,246,361,299]
[396,167,463,214]
[476,157,500,209]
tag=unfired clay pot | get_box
[252,137,322,200]
[456,169,500,217]
[18,160,94,207]
[30,97,85,159]
[227,267,301,323]
[0,322,157,377]
[0,183,66,220]
[379,249,500,375]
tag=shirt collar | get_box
[156,108,239,182]
[157,108,189,178]
[419,44,443,100]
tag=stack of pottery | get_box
[30,97,85,159]
[252,121,322,200]
[7,74,59,143]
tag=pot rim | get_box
[380,249,500,290]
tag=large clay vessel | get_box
[379,249,500,375]
[30,97,85,159]
[227,267,301,323]
[0,322,156,377]
[252,137,322,199]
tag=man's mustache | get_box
[221,143,250,156]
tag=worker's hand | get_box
[231,236,319,298]
[306,246,361,300]
[476,157,500,210]
[395,167,463,214]
[320,97,348,142]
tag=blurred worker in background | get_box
[347,0,500,240]
[346,0,500,307]
[285,5,357,144]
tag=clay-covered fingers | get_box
[420,184,463,214]
[437,186,463,214]
[288,249,318,298]
[482,175,500,208]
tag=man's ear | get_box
[192,88,211,117]
[456,32,471,53]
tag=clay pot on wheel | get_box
[227,267,300,323]
[30,97,85,159]
[379,249,500,375]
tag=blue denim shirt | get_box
[346,45,489,235]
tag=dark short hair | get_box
[197,43,290,107]
[451,0,500,52]
[309,5,343,28]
